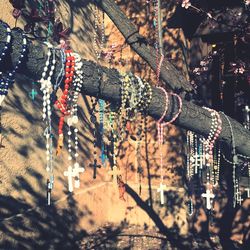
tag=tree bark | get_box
[0,25,250,158]
[94,0,194,93]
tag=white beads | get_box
[38,44,57,174]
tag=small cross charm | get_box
[108,165,122,184]
[64,165,76,192]
[190,154,203,174]
[29,89,38,100]
[201,184,215,210]
[236,190,243,205]
[47,175,53,206]
[73,162,85,188]
[157,182,167,205]
[245,187,250,198]
[89,159,101,179]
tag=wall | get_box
[0,1,190,248]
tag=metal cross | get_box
[108,165,122,184]
[73,162,85,188]
[190,154,203,174]
[157,182,167,205]
[245,187,250,198]
[236,190,243,205]
[29,89,38,100]
[89,159,101,179]
[202,185,215,210]
[64,165,76,192]
[47,178,52,205]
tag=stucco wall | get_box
[0,1,189,248]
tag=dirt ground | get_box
[79,224,173,250]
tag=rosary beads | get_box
[55,50,75,155]
[201,107,222,164]
[64,52,84,192]
[39,43,56,173]
[89,96,102,179]
[156,87,183,205]
[39,43,57,204]
[0,28,27,105]
[0,21,11,105]
[119,73,152,137]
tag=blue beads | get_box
[0,20,11,63]
[0,24,28,101]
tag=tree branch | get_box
[94,0,194,93]
[0,25,250,158]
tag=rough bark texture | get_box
[94,0,194,93]
[0,25,250,158]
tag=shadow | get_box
[1,1,249,250]
[0,168,88,249]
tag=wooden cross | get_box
[108,165,121,184]
[73,162,85,188]
[64,165,76,192]
[202,185,215,210]
[190,154,203,174]
[245,187,250,198]
[29,89,38,100]
[157,182,167,205]
[89,159,101,179]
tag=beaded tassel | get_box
[89,97,101,179]
[99,99,107,166]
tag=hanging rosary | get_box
[0,28,27,106]
[55,50,75,155]
[64,52,84,192]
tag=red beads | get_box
[55,50,75,136]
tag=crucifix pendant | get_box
[157,182,167,205]
[64,165,75,192]
[73,162,85,188]
[90,159,101,179]
[236,190,243,205]
[47,177,53,205]
[201,184,215,210]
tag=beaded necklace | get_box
[93,5,105,60]
[156,87,182,204]
[55,50,75,155]
[54,49,66,91]
[65,52,84,191]
[220,112,241,207]
[89,96,102,179]
[0,20,11,66]
[107,111,122,184]
[39,43,57,204]
[201,107,222,165]
[0,21,11,145]
[0,28,27,105]
[39,44,56,172]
